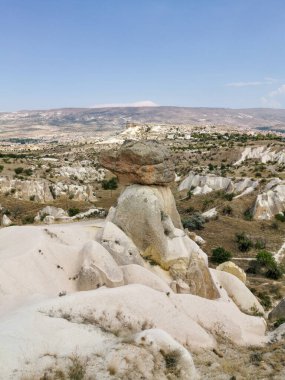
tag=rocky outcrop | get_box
[78,241,124,291]
[268,298,285,321]
[216,261,246,283]
[57,165,105,182]
[235,146,285,165]
[253,180,285,220]
[212,269,264,315]
[100,221,144,266]
[0,177,96,202]
[34,206,69,223]
[133,329,198,380]
[179,172,259,197]
[1,214,12,227]
[202,207,218,220]
[179,172,233,194]
[99,140,175,185]
[0,177,54,202]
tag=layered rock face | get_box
[100,140,175,185]
[100,140,219,299]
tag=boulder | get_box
[1,214,12,227]
[35,206,68,222]
[78,241,124,291]
[99,140,175,185]
[216,261,246,283]
[211,269,264,315]
[133,329,198,380]
[202,207,218,221]
[43,215,55,224]
[268,298,285,321]
[121,264,172,293]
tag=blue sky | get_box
[0,0,285,111]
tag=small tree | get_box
[101,177,118,196]
[211,247,232,264]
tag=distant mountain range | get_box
[1,106,285,139]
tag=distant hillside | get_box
[1,106,285,138]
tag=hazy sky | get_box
[1,0,285,111]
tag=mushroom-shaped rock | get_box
[99,140,175,185]
[121,264,172,293]
[2,214,12,227]
[216,261,246,283]
[133,329,198,380]
[78,241,124,290]
[268,298,285,321]
[100,221,144,265]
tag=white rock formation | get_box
[179,172,258,197]
[100,221,144,265]
[202,207,218,220]
[0,177,97,202]
[0,220,268,378]
[34,206,69,223]
[133,329,199,380]
[253,182,285,220]
[107,184,218,299]
[179,172,233,193]
[216,261,246,283]
[121,264,172,293]
[0,177,54,202]
[78,241,124,290]
[235,146,285,165]
[211,269,264,315]
[1,214,12,227]
[57,165,105,182]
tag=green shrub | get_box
[274,318,285,328]
[14,167,23,174]
[68,208,80,217]
[275,213,285,222]
[256,250,284,280]
[29,195,36,201]
[222,205,233,216]
[0,165,4,172]
[24,168,33,176]
[243,208,253,221]
[22,215,34,225]
[223,193,234,201]
[211,247,232,264]
[182,213,205,230]
[235,232,253,252]
[254,238,266,250]
[102,177,118,190]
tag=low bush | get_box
[275,212,285,222]
[182,213,205,230]
[68,208,80,217]
[235,232,253,252]
[211,246,232,263]
[255,250,284,280]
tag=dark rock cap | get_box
[99,140,175,185]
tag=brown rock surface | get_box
[99,140,175,185]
